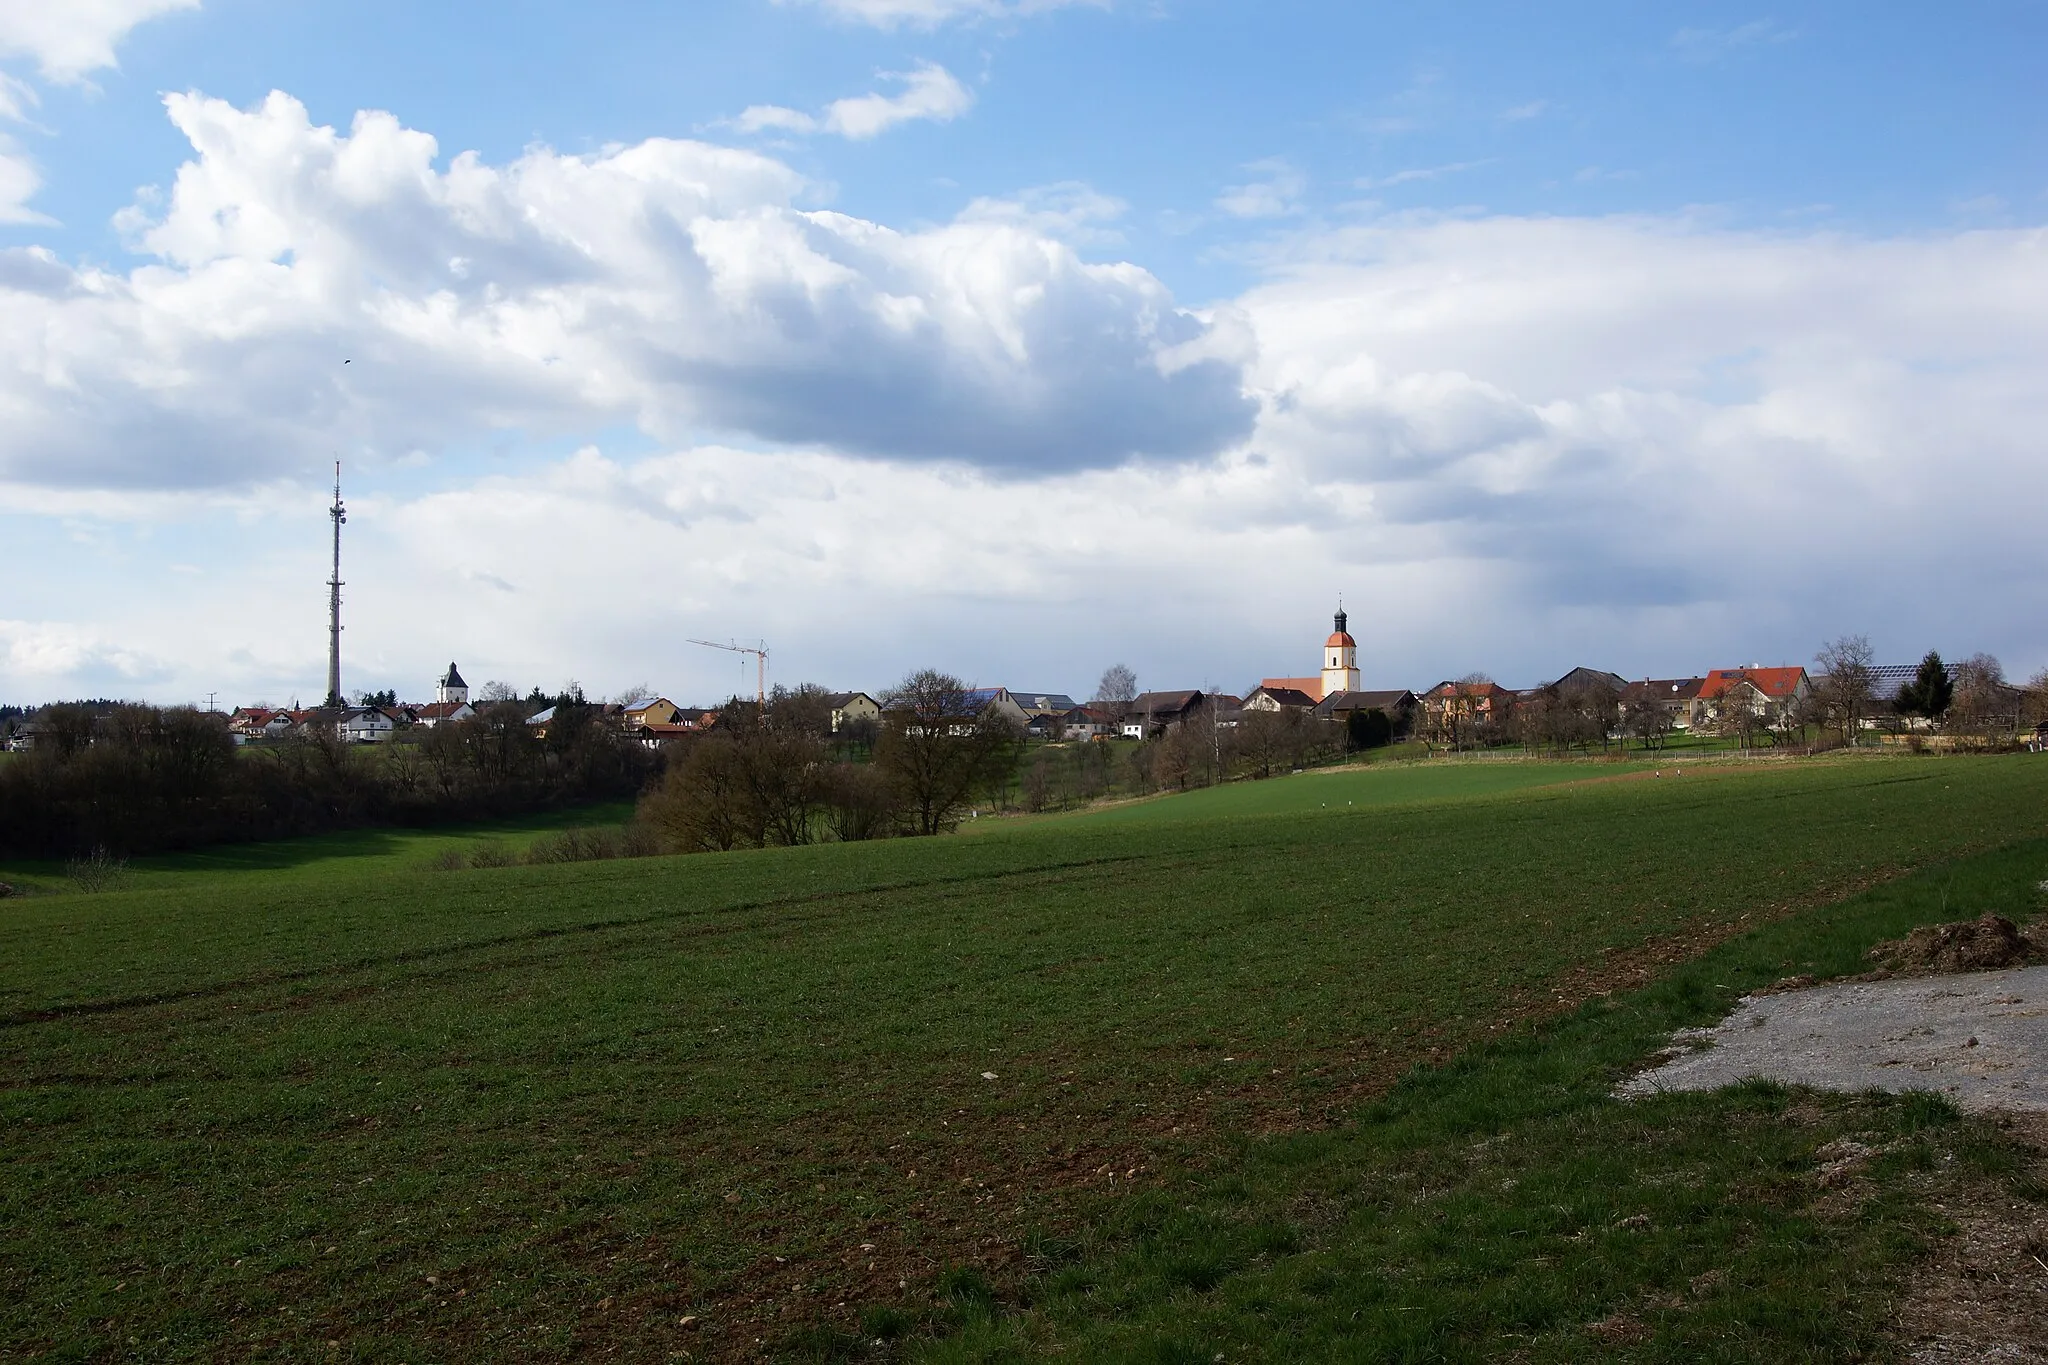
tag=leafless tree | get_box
[1947,653,2014,748]
[1809,635,1876,746]
[478,680,518,703]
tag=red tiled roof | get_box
[1325,631,1356,649]
[1698,667,1806,700]
[1259,676,1325,703]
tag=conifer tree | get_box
[1895,650,1953,719]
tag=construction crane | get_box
[688,638,769,714]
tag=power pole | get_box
[325,461,346,709]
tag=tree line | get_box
[0,697,657,858]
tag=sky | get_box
[1,0,2044,708]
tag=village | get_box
[24,608,2021,758]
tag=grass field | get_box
[994,755,1645,828]
[4,755,2048,1361]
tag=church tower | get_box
[1321,607,1361,698]
[437,662,469,706]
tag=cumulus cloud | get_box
[734,61,974,140]
[0,0,200,82]
[20,212,2048,707]
[772,0,1102,27]
[0,89,1252,491]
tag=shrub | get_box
[65,845,129,893]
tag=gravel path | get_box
[1624,966,2048,1112]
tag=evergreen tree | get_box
[1895,650,1953,719]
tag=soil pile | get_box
[1869,915,2041,976]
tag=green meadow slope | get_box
[3,756,2046,1361]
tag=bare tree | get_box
[1094,663,1137,735]
[1809,635,1876,746]
[478,680,518,703]
[1948,653,2014,748]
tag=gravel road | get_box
[1624,966,2048,1112]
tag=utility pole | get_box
[688,638,769,720]
[325,461,346,709]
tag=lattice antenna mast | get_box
[325,461,346,709]
[687,638,769,718]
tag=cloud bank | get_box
[4,94,2044,705]
[0,90,1252,491]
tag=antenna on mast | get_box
[325,460,346,709]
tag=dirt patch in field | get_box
[1895,1112,2048,1364]
[1870,915,2042,977]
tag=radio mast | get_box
[325,461,346,709]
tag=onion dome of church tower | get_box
[1327,608,1356,649]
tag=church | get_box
[1254,608,1361,705]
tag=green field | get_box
[993,755,1646,828]
[4,756,2048,1361]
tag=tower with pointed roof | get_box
[1321,607,1361,698]
[437,662,469,706]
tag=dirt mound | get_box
[1868,915,2041,976]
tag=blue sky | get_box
[1,1,2044,705]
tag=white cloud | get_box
[1216,159,1306,220]
[731,62,974,139]
[0,619,171,686]
[732,103,821,136]
[1671,19,1798,63]
[0,70,39,121]
[772,0,1102,28]
[6,93,2047,703]
[956,181,1126,246]
[1501,100,1548,122]
[1356,160,1490,191]
[822,61,974,138]
[0,138,54,223]
[0,90,1250,492]
[0,0,199,82]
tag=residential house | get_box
[1698,666,1810,730]
[824,691,882,734]
[1618,678,1707,731]
[1052,704,1116,740]
[1418,680,1516,742]
[1314,689,1418,733]
[1010,691,1078,718]
[1243,685,1319,713]
[620,697,683,728]
[1121,690,1206,739]
[341,706,398,744]
[412,700,476,729]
